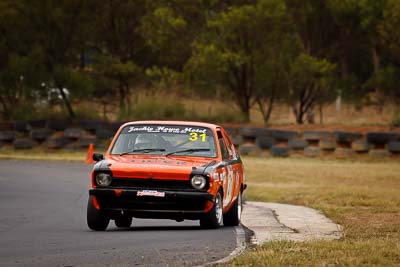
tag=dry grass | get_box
[84,91,398,126]
[0,148,89,162]
[226,157,400,266]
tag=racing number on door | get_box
[224,166,234,207]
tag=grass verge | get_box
[0,148,89,162]
[227,157,400,266]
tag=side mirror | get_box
[93,153,104,162]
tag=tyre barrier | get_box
[304,147,320,157]
[64,128,85,139]
[369,149,390,158]
[288,139,308,150]
[79,137,97,148]
[13,138,37,149]
[0,122,14,131]
[351,141,370,153]
[224,126,239,136]
[366,132,399,145]
[0,131,15,142]
[28,119,46,129]
[95,129,115,140]
[231,135,245,147]
[255,136,276,149]
[46,119,71,131]
[47,137,75,149]
[238,143,262,156]
[303,131,332,141]
[319,139,336,150]
[79,120,108,131]
[269,146,290,157]
[334,148,355,158]
[388,142,400,153]
[14,120,29,132]
[333,131,363,145]
[30,129,53,142]
[0,120,399,159]
[271,130,298,141]
[239,126,259,139]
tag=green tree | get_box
[186,0,290,122]
[91,0,148,116]
[358,0,388,112]
[285,54,336,124]
[284,0,338,123]
[378,0,400,111]
[2,0,95,119]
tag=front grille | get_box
[111,178,193,191]
[99,196,206,211]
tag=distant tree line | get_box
[1,0,400,124]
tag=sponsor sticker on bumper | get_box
[137,190,165,197]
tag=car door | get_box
[217,129,242,210]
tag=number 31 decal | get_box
[189,132,206,142]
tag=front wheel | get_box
[223,191,242,226]
[200,191,223,229]
[87,196,110,231]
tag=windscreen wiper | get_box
[164,148,210,156]
[120,148,166,156]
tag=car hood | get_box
[98,155,215,180]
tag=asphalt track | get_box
[0,160,238,266]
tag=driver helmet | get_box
[134,134,157,149]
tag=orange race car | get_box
[87,121,246,231]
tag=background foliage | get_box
[1,0,400,124]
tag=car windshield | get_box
[110,124,217,158]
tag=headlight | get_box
[95,173,112,187]
[190,175,207,190]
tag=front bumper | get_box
[89,188,215,220]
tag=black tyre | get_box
[238,143,262,156]
[200,191,223,229]
[0,131,15,142]
[223,192,242,226]
[46,119,71,131]
[255,136,276,149]
[288,139,308,150]
[303,131,331,141]
[46,136,74,149]
[366,132,399,145]
[14,120,29,132]
[269,146,290,157]
[64,128,84,139]
[231,135,244,147]
[87,196,109,231]
[388,142,400,153]
[13,138,36,149]
[96,129,114,140]
[115,215,132,228]
[333,131,362,144]
[30,129,52,142]
[271,130,298,142]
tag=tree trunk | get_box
[54,80,75,119]
[57,87,75,119]
[240,102,250,123]
[319,102,323,125]
[292,105,304,124]
[372,46,383,114]
[118,81,126,115]
[257,95,275,125]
